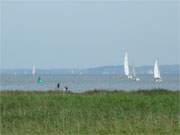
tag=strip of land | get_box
[1,89,180,135]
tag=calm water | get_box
[0,74,179,92]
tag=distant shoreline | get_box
[1,64,179,75]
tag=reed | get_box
[1,89,179,135]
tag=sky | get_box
[1,0,179,69]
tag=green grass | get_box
[0,89,180,135]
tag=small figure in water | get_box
[38,76,41,80]
[57,83,60,89]
[64,86,68,92]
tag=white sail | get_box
[32,65,36,76]
[124,52,130,76]
[154,60,161,79]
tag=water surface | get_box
[0,74,179,92]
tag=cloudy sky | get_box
[1,0,179,69]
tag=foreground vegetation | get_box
[0,89,180,135]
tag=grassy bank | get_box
[0,89,180,135]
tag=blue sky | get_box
[1,0,179,69]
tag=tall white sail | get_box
[124,52,130,76]
[32,65,36,76]
[154,60,161,79]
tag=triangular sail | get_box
[124,52,129,76]
[154,60,161,79]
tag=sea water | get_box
[0,74,179,92]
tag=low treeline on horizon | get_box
[1,64,179,75]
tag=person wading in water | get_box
[64,86,69,92]
[57,83,60,89]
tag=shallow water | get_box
[0,74,179,92]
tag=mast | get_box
[132,65,136,78]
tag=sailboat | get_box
[32,65,36,76]
[153,59,162,82]
[132,65,140,81]
[124,51,133,79]
[37,76,43,84]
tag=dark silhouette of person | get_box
[57,83,60,89]
[38,76,41,81]
[65,86,68,92]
